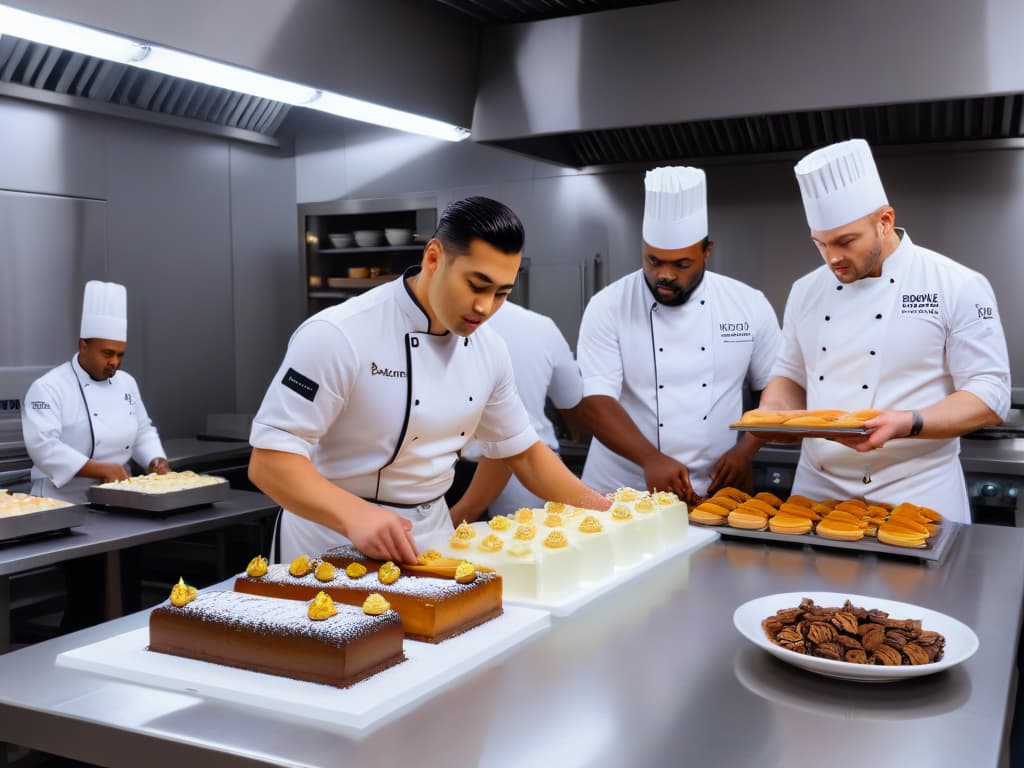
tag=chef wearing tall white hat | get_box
[759,138,1010,523]
[577,166,783,502]
[21,280,169,503]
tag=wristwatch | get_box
[908,410,924,437]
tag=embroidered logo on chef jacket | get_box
[900,291,940,316]
[975,304,995,320]
[30,400,50,410]
[370,362,407,378]
[718,320,752,342]
[124,393,133,405]
[281,368,319,402]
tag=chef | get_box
[248,197,610,564]
[448,299,584,520]
[759,138,1010,523]
[577,166,783,502]
[22,280,169,504]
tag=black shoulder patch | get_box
[281,368,319,402]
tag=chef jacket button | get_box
[875,313,882,319]
[658,384,664,389]
[862,384,869,390]
[469,396,473,402]
[93,412,98,417]
[819,375,824,381]
[124,445,130,450]
[890,278,895,284]
[700,346,705,351]
[821,346,827,352]
[658,347,663,352]
[870,350,876,356]
[659,423,664,428]
[836,285,843,291]
[701,383,707,388]
[415,399,420,406]
[825,315,830,321]
[702,416,707,421]
[460,431,465,436]
[700,300,705,305]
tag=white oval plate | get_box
[733,591,979,682]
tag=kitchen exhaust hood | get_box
[469,0,1024,168]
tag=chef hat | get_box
[794,138,888,231]
[642,166,708,249]
[80,280,127,342]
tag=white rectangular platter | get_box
[56,603,550,737]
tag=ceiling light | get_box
[0,3,471,141]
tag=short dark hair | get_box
[433,196,524,257]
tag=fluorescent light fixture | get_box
[0,3,471,142]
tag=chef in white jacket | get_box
[249,197,610,564]
[21,280,169,504]
[448,300,584,519]
[759,138,1010,523]
[578,166,783,502]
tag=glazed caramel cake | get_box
[235,554,503,643]
[149,589,405,687]
[0,491,73,516]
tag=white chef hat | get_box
[794,138,888,231]
[642,166,708,249]
[80,280,127,342]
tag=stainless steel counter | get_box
[0,524,1018,767]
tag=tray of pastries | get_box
[88,471,230,513]
[731,408,877,437]
[0,490,87,542]
[689,488,959,561]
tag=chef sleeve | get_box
[129,383,166,469]
[946,271,1011,418]
[249,319,357,458]
[746,292,784,391]
[768,282,809,389]
[474,340,539,460]
[545,318,583,409]
[21,379,89,488]
[577,291,624,399]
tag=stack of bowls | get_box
[353,230,385,247]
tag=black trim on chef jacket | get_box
[370,265,458,506]
[69,361,96,459]
[648,302,663,452]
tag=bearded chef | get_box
[577,166,783,502]
[248,197,610,565]
[21,280,169,504]
[759,138,1010,523]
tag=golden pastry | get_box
[782,415,833,427]
[777,502,821,520]
[728,508,768,530]
[743,498,778,516]
[768,514,813,535]
[715,487,751,502]
[690,504,727,525]
[709,495,741,511]
[754,491,783,507]
[844,409,882,420]
[877,523,928,548]
[816,519,865,541]
[785,494,815,508]
[825,509,867,526]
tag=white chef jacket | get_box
[250,267,538,561]
[771,230,1010,523]
[21,355,166,504]
[460,300,583,514]
[579,270,782,496]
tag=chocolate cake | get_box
[149,590,405,687]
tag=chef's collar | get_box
[879,228,911,276]
[70,353,112,387]
[396,265,445,335]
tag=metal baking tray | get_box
[0,504,87,543]
[731,424,869,437]
[87,479,230,514]
[693,519,961,562]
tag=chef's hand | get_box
[346,507,418,565]
[148,457,170,474]
[643,453,697,505]
[95,462,130,483]
[835,410,914,452]
[707,445,753,496]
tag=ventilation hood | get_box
[471,0,1024,167]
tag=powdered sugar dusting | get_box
[241,563,497,600]
[153,591,400,646]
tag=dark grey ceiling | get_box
[0,35,291,138]
[422,0,671,24]
[481,95,1024,167]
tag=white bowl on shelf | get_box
[353,229,385,248]
[327,233,353,249]
[384,228,413,246]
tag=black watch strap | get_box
[909,410,924,437]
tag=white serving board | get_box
[56,603,550,737]
[502,526,719,617]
